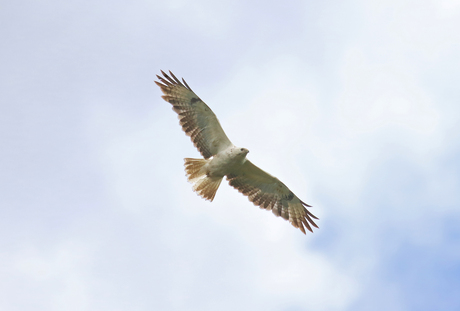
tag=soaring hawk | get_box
[155,71,318,234]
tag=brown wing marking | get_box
[226,161,319,234]
[155,70,232,158]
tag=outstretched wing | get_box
[227,160,319,234]
[156,71,233,159]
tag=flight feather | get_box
[155,70,232,159]
[227,160,318,234]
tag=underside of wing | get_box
[155,71,233,158]
[227,160,319,234]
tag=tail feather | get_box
[184,158,222,201]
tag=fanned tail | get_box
[184,158,222,201]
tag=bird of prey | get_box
[155,71,318,234]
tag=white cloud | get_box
[1,241,94,311]
[2,0,460,310]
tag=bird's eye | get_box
[240,148,244,151]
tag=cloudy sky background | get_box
[1,0,460,310]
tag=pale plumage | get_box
[156,70,318,234]
[155,71,231,158]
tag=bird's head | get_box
[238,147,249,156]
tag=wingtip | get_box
[300,199,312,207]
[182,77,192,91]
[300,225,307,234]
[156,70,192,91]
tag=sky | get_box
[1,0,460,310]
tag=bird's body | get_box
[156,71,319,234]
[205,146,249,178]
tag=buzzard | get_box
[155,71,318,234]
